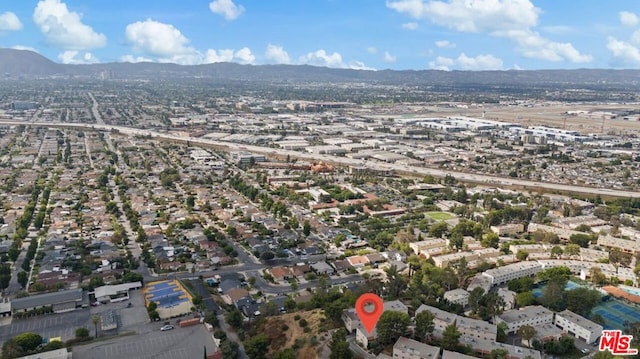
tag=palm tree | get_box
[92,315,101,338]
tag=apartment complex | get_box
[392,337,440,359]
[416,305,497,341]
[554,309,603,344]
[481,262,542,286]
[495,306,554,335]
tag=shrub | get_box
[280,324,289,331]
[293,315,300,321]
[298,319,308,328]
[75,327,90,338]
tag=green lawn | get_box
[426,211,456,220]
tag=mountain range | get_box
[1,48,640,88]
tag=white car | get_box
[160,325,174,331]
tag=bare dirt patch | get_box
[260,309,328,358]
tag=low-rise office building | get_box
[11,288,86,315]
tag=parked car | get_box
[160,325,174,331]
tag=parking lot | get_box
[73,323,217,359]
[0,309,90,342]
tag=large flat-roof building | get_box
[393,337,441,359]
[461,337,542,359]
[444,288,470,307]
[482,261,542,287]
[496,306,554,335]
[416,305,496,341]
[93,281,142,303]
[11,288,86,314]
[554,309,603,344]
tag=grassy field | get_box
[426,211,456,220]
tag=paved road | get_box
[2,120,638,198]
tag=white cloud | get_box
[435,40,455,48]
[298,49,374,70]
[348,61,375,71]
[124,18,253,65]
[11,45,37,52]
[620,11,639,27]
[265,44,290,64]
[120,55,153,63]
[402,22,418,30]
[0,11,22,31]
[367,46,377,54]
[234,47,255,64]
[58,50,99,64]
[387,0,591,63]
[125,19,194,59]
[428,56,455,70]
[204,49,234,63]
[429,53,503,71]
[383,51,397,63]
[299,49,344,68]
[607,37,640,66]
[209,0,245,21]
[33,0,106,50]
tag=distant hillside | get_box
[0,48,62,76]
[2,48,640,88]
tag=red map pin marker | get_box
[355,293,384,334]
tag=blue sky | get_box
[2,0,640,70]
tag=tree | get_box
[551,246,563,259]
[244,333,270,359]
[564,244,580,259]
[12,332,41,353]
[204,311,219,326]
[302,220,312,236]
[449,232,464,251]
[75,327,90,338]
[17,271,28,288]
[565,288,601,316]
[516,250,529,261]
[220,340,239,359]
[537,266,571,286]
[481,232,500,248]
[540,281,566,311]
[516,291,535,307]
[414,310,435,343]
[448,257,471,288]
[482,292,505,323]
[383,265,407,300]
[569,233,593,248]
[592,313,605,325]
[518,325,536,347]
[429,222,448,238]
[490,348,510,359]
[590,266,607,286]
[441,323,461,350]
[329,328,353,359]
[376,311,410,346]
[226,308,243,329]
[468,287,485,314]
[92,315,101,338]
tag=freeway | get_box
[2,120,639,198]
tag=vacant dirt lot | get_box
[261,309,329,359]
